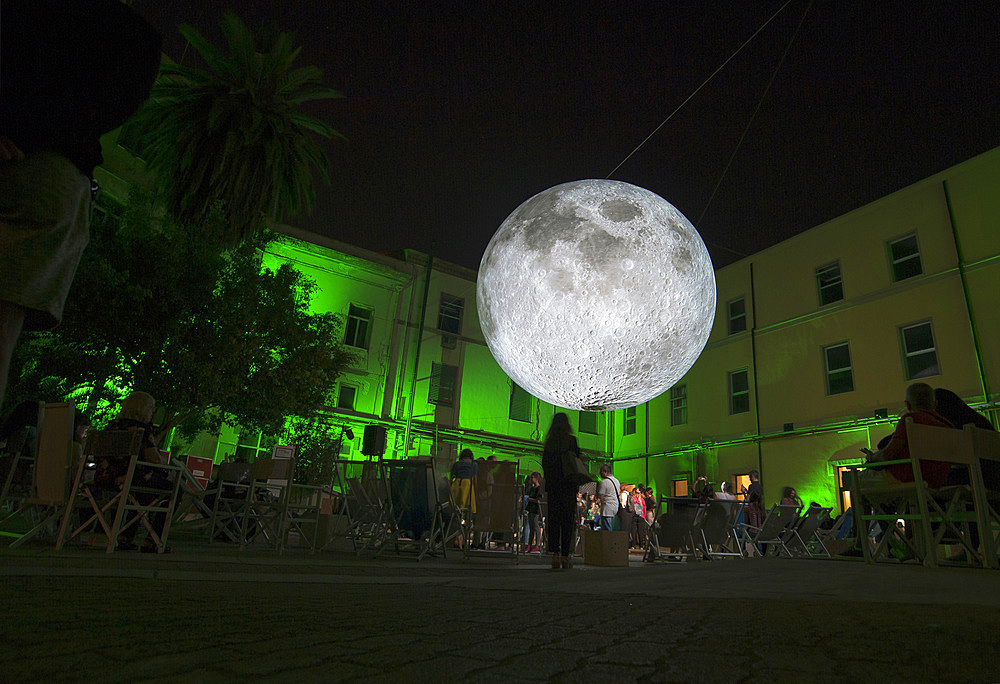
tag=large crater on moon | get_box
[477,179,717,411]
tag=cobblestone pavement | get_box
[2,546,1000,683]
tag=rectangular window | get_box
[889,233,922,282]
[437,294,464,335]
[900,321,940,379]
[728,297,747,335]
[671,479,689,497]
[623,407,637,436]
[816,262,844,306]
[824,343,854,395]
[336,384,357,411]
[344,304,372,349]
[728,370,750,415]
[429,363,458,406]
[670,384,688,426]
[578,411,598,435]
[509,383,532,422]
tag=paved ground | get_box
[2,541,1000,683]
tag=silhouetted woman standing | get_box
[541,412,584,569]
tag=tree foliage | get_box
[8,193,353,441]
[131,12,343,244]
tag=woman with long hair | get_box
[541,412,584,569]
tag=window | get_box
[733,473,752,501]
[671,479,689,497]
[900,321,940,379]
[728,297,747,334]
[623,407,637,436]
[816,262,844,306]
[336,384,357,411]
[670,384,688,426]
[889,233,922,282]
[728,369,750,415]
[345,305,372,349]
[824,343,854,395]
[509,383,532,422]
[578,411,597,435]
[429,363,458,406]
[437,294,464,335]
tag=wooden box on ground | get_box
[583,529,629,567]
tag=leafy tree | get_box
[8,193,353,441]
[131,12,343,244]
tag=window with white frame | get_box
[579,411,598,434]
[336,384,357,411]
[623,407,637,436]
[729,369,750,415]
[437,294,464,335]
[824,343,854,395]
[889,233,922,282]
[344,304,372,349]
[670,384,688,426]
[816,261,844,306]
[900,321,939,379]
[728,297,747,334]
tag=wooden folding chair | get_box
[207,461,253,544]
[1,425,34,513]
[109,449,183,554]
[283,478,325,553]
[2,403,75,548]
[848,422,992,568]
[240,457,294,551]
[56,428,142,551]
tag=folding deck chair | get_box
[695,499,744,559]
[206,461,254,544]
[239,457,294,551]
[108,446,183,554]
[0,425,34,514]
[783,505,833,558]
[740,504,801,557]
[645,496,703,562]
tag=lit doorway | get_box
[733,472,752,501]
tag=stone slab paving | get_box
[2,546,1000,682]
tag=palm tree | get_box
[132,12,343,244]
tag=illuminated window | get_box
[816,261,844,306]
[345,304,372,349]
[437,294,464,335]
[900,321,939,379]
[509,383,532,422]
[429,363,458,406]
[729,370,750,415]
[623,407,637,436]
[889,233,922,282]
[670,385,687,426]
[734,473,752,501]
[579,411,598,434]
[336,384,357,411]
[836,466,854,513]
[671,479,689,497]
[824,342,854,395]
[728,297,747,334]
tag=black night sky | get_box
[131,1,1000,272]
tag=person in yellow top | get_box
[450,449,478,515]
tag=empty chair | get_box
[741,504,800,557]
[783,505,833,558]
[696,498,744,559]
[645,496,703,562]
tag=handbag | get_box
[561,450,593,487]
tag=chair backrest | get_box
[906,422,973,465]
[967,425,1000,493]
[754,504,800,541]
[33,402,75,502]
[699,499,741,546]
[656,496,702,546]
[216,460,250,484]
[792,506,832,541]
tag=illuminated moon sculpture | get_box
[477,179,717,411]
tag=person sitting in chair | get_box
[864,382,955,488]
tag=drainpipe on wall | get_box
[942,179,993,417]
[749,262,764,480]
[404,249,434,458]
